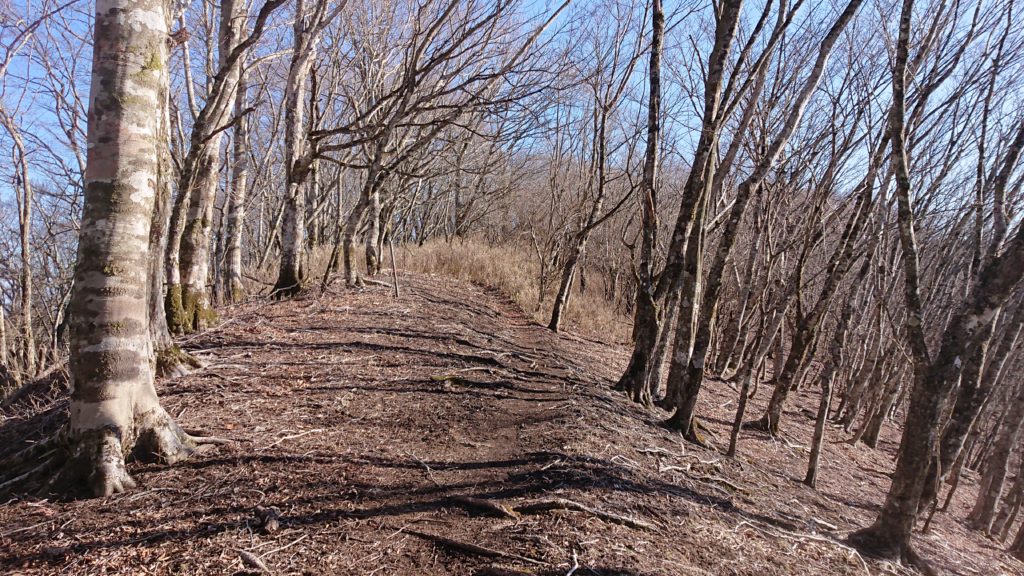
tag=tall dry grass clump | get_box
[399,239,631,343]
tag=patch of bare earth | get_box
[0,273,1018,575]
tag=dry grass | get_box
[397,238,631,343]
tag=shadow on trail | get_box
[0,449,733,569]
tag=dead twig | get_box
[406,451,443,487]
[566,549,579,576]
[260,428,325,450]
[262,533,308,557]
[474,568,534,576]
[692,474,745,493]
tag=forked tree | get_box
[848,0,1024,561]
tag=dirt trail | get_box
[0,273,1019,575]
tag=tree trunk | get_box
[273,0,320,297]
[1009,519,1024,560]
[342,186,371,286]
[549,238,583,333]
[617,0,665,404]
[552,105,615,334]
[65,0,205,497]
[968,380,1024,532]
[861,378,900,448]
[169,0,246,326]
[364,186,382,276]
[806,267,865,486]
[728,306,785,457]
[0,301,7,369]
[992,454,1024,539]
[622,0,743,405]
[225,71,249,303]
[668,0,865,437]
[0,109,38,376]
[648,284,681,401]
[661,191,706,414]
[177,151,220,328]
[150,79,198,379]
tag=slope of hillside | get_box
[0,273,1017,575]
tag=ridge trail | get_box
[0,273,1013,575]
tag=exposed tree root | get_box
[513,497,658,530]
[361,277,393,288]
[401,527,546,566]
[742,414,780,436]
[155,344,203,379]
[0,408,223,499]
[271,282,304,300]
[846,527,940,576]
[451,495,519,518]
[661,414,714,448]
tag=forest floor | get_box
[0,272,1020,576]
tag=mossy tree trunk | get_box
[174,0,245,325]
[274,0,332,297]
[66,0,206,497]
[149,66,198,379]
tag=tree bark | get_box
[225,70,249,303]
[621,0,741,404]
[992,454,1024,540]
[617,0,665,404]
[364,185,382,276]
[0,109,38,375]
[65,0,206,497]
[274,0,328,296]
[968,380,1024,532]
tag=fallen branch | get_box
[474,568,534,576]
[260,428,325,450]
[735,520,871,576]
[513,498,658,531]
[692,474,745,493]
[450,495,519,519]
[402,528,546,566]
[362,278,393,288]
[0,449,60,494]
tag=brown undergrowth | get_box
[247,239,632,344]
[0,273,1016,575]
[398,240,631,344]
